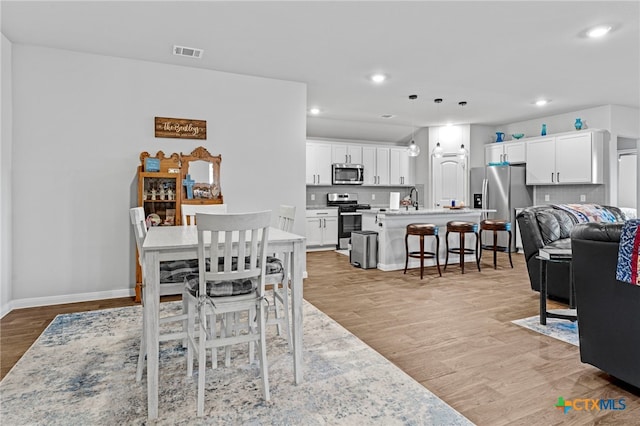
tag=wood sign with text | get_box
[154,117,207,140]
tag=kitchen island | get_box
[361,208,490,271]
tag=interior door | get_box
[618,151,638,208]
[432,154,466,207]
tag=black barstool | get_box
[479,219,513,268]
[444,221,480,274]
[404,223,441,279]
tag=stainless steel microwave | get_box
[332,163,364,185]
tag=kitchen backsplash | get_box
[307,185,425,208]
[533,184,606,205]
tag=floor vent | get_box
[173,45,203,59]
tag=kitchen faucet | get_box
[409,187,419,210]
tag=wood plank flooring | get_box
[1,252,638,424]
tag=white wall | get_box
[1,34,13,317]
[9,44,306,308]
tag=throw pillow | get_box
[536,211,561,244]
[550,210,574,239]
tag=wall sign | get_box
[154,117,207,140]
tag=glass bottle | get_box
[575,118,583,130]
[541,124,547,136]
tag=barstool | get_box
[404,223,441,279]
[444,221,480,274]
[479,219,513,269]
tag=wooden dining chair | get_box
[129,207,193,382]
[265,205,296,349]
[181,203,227,226]
[184,211,271,416]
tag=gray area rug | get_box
[1,297,473,425]
[512,315,579,346]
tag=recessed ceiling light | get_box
[370,74,387,84]
[535,99,549,106]
[309,107,321,115]
[587,25,612,38]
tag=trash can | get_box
[349,230,378,269]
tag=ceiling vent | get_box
[173,45,203,59]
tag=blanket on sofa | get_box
[616,219,640,286]
[552,204,617,223]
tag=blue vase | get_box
[575,118,583,130]
[496,132,505,142]
[541,124,547,136]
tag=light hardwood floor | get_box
[2,251,638,424]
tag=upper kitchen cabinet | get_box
[485,141,525,164]
[332,144,363,165]
[526,130,603,185]
[306,141,332,185]
[389,147,413,185]
[362,146,390,185]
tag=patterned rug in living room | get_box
[0,298,473,425]
[512,315,579,346]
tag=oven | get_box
[327,193,371,250]
[338,209,362,250]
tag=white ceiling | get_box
[2,1,639,142]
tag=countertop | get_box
[305,206,338,210]
[361,208,494,215]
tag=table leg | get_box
[291,240,304,384]
[144,250,160,419]
[539,260,548,325]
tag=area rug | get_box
[511,316,579,346]
[0,297,473,425]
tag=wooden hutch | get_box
[135,146,223,301]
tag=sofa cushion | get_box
[536,211,561,244]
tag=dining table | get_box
[142,225,306,419]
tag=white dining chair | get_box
[184,211,271,416]
[129,207,193,382]
[181,204,227,226]
[265,205,296,349]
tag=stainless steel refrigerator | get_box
[470,165,533,251]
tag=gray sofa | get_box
[516,204,626,301]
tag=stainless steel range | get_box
[327,193,371,250]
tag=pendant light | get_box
[407,94,421,157]
[457,101,468,160]
[432,98,444,158]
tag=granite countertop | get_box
[362,208,494,215]
[306,206,338,210]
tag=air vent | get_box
[173,45,204,59]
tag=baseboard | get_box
[3,288,135,317]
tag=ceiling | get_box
[2,1,639,142]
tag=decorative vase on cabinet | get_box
[575,118,583,130]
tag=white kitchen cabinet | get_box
[305,209,338,249]
[332,144,363,165]
[306,142,332,185]
[485,141,525,164]
[362,146,390,185]
[389,147,413,185]
[525,130,603,185]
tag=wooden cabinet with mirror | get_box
[180,146,224,206]
[134,146,224,301]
